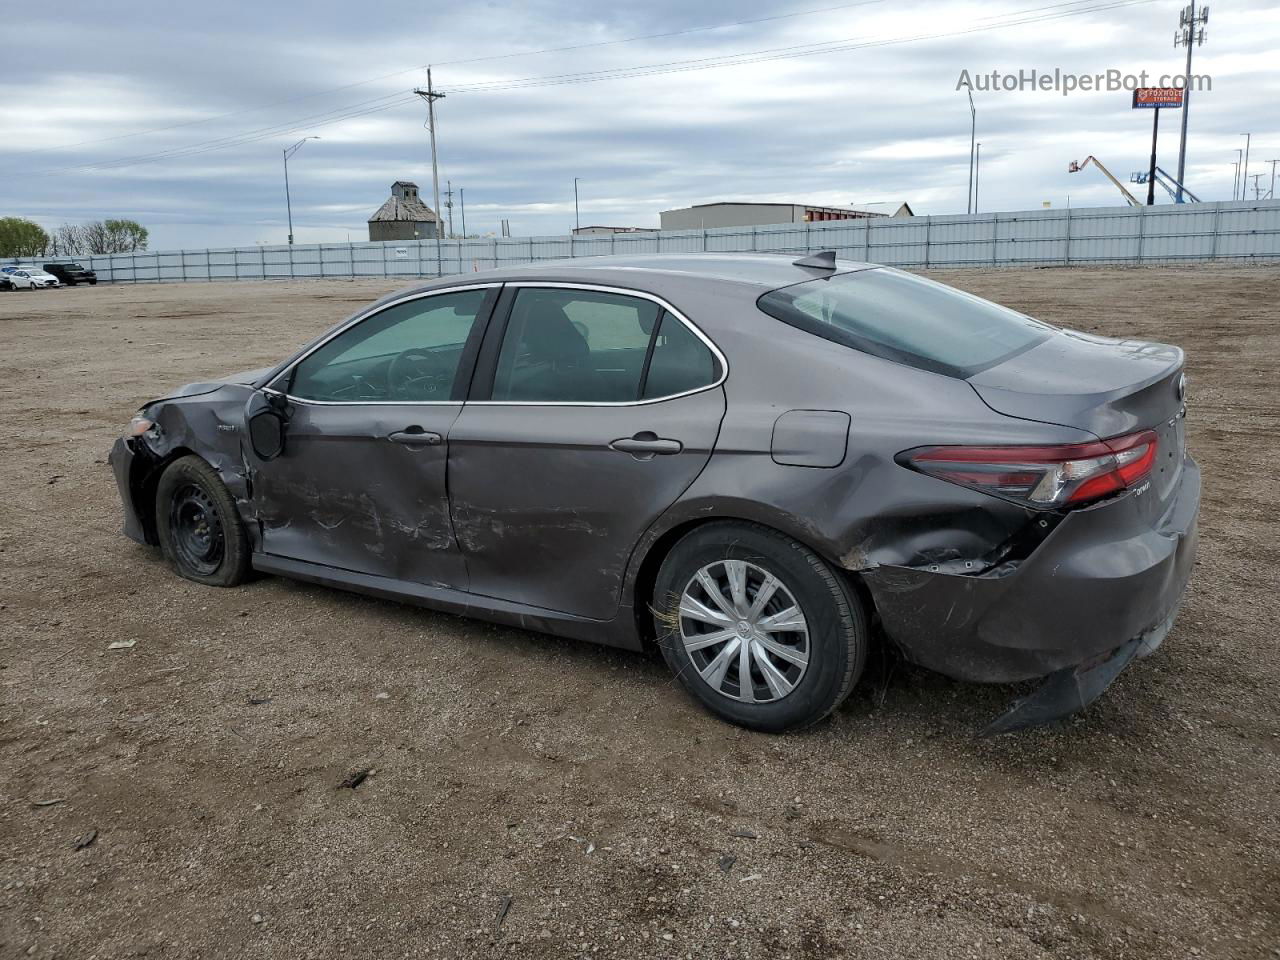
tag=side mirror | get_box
[248,411,286,460]
[244,390,289,461]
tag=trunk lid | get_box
[969,329,1188,511]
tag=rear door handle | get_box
[388,428,443,446]
[609,433,683,457]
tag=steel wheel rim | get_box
[678,559,810,704]
[169,483,224,576]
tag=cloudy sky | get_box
[2,0,1277,249]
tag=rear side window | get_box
[642,312,720,400]
[489,288,723,404]
[756,268,1052,378]
[492,289,659,402]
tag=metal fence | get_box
[8,199,1280,283]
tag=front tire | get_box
[652,521,868,733]
[155,455,250,587]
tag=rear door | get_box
[447,283,727,619]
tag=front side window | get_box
[757,267,1053,378]
[289,288,490,402]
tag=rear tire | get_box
[652,521,867,733]
[155,455,250,587]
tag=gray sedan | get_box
[109,254,1198,733]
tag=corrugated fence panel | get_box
[657,229,705,254]
[996,210,1067,266]
[1068,209,1141,264]
[754,223,809,253]
[6,201,1278,282]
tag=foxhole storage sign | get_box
[1133,87,1185,109]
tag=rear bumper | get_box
[108,436,151,545]
[864,455,1200,684]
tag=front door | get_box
[254,285,498,589]
[448,284,727,620]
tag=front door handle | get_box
[388,428,443,446]
[609,432,683,458]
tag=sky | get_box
[1,0,1277,250]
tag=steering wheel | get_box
[387,347,450,401]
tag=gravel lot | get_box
[1,266,1277,960]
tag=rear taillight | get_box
[902,429,1158,509]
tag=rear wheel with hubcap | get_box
[652,521,867,732]
[155,455,249,587]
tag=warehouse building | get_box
[571,225,653,237]
[367,181,440,241]
[659,201,913,231]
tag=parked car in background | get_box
[108,253,1198,735]
[43,262,97,285]
[4,268,61,289]
[0,274,12,292]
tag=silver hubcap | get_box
[678,559,810,704]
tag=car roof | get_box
[389,253,877,303]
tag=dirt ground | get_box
[1,265,1277,960]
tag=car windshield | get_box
[757,267,1054,379]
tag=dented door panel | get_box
[255,401,467,589]
[448,387,727,619]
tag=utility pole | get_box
[965,84,976,214]
[413,69,446,277]
[1251,174,1264,200]
[1173,2,1207,203]
[1241,133,1251,202]
[460,188,467,237]
[1233,149,1242,200]
[282,136,320,245]
[974,142,982,214]
[574,177,581,231]
[445,180,455,237]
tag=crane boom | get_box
[1068,156,1143,207]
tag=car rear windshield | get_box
[756,267,1053,378]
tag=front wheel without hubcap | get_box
[653,521,867,732]
[155,455,250,587]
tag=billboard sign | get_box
[1132,87,1184,109]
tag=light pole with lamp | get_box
[283,136,320,245]
[964,84,976,214]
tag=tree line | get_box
[0,217,149,258]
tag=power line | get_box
[12,0,887,158]
[23,0,1157,177]
[38,93,420,176]
[446,0,1160,93]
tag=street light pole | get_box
[282,136,320,245]
[1240,133,1251,202]
[574,177,581,231]
[965,85,976,215]
[974,142,982,214]
[1233,148,1243,200]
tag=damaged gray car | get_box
[109,254,1199,734]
